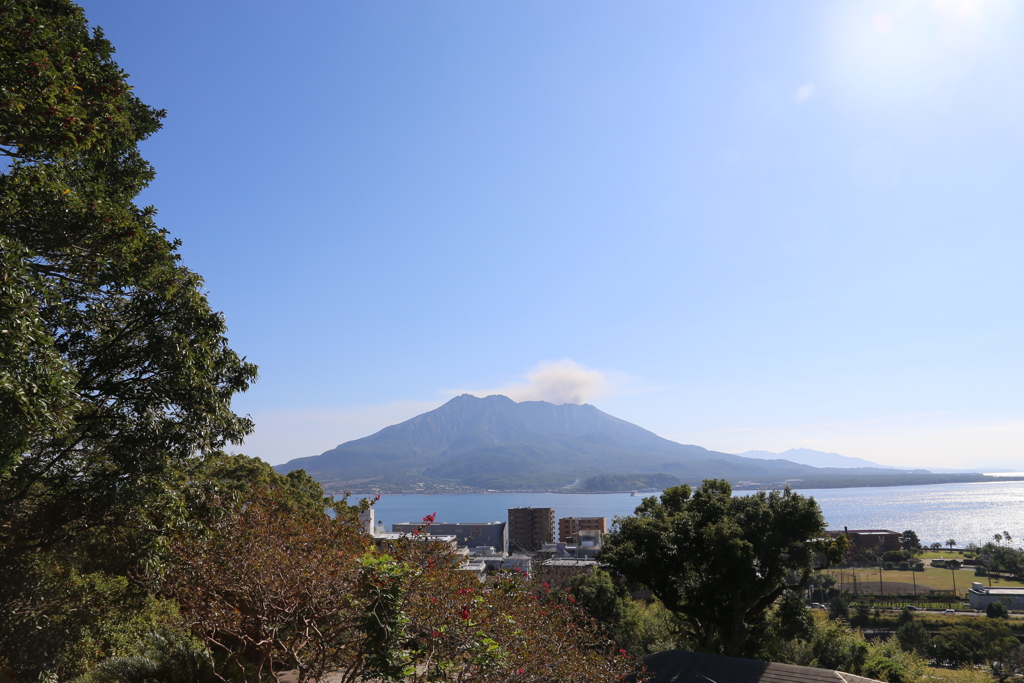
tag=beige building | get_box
[508,507,555,552]
[558,516,607,544]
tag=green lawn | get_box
[918,550,967,559]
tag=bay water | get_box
[357,480,1024,548]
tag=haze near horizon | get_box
[80,0,1024,471]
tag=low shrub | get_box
[987,601,1009,619]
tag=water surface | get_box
[356,480,1024,547]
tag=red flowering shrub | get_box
[165,495,637,682]
[162,490,373,682]
[395,540,636,682]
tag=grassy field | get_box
[823,566,1024,596]
[919,550,967,559]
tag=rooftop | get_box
[541,558,598,567]
[969,584,1024,595]
[392,521,504,526]
[633,650,884,683]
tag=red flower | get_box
[459,607,471,620]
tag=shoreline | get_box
[330,474,1024,497]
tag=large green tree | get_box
[900,529,922,552]
[1,3,257,678]
[599,479,826,656]
[0,0,256,560]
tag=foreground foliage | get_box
[163,491,371,682]
[0,3,640,681]
[569,569,681,656]
[0,0,256,568]
[161,492,636,683]
[0,2,258,678]
[600,480,828,656]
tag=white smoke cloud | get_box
[467,359,613,405]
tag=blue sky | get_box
[83,0,1023,469]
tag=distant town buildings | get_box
[365,506,628,579]
[391,521,507,552]
[508,507,555,552]
[359,508,375,535]
[370,531,471,565]
[558,516,607,543]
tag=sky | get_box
[80,0,1024,470]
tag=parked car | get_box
[905,605,919,611]
[943,608,956,614]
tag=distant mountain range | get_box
[738,448,889,469]
[738,449,1023,474]
[274,395,1007,493]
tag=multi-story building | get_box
[508,507,555,552]
[558,516,607,544]
[391,521,507,551]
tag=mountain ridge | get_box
[738,448,890,469]
[268,394,1005,493]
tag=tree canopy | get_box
[599,479,826,656]
[900,530,922,552]
[0,0,257,562]
[0,5,646,681]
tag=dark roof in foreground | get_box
[633,650,885,683]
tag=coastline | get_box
[327,473,1024,497]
